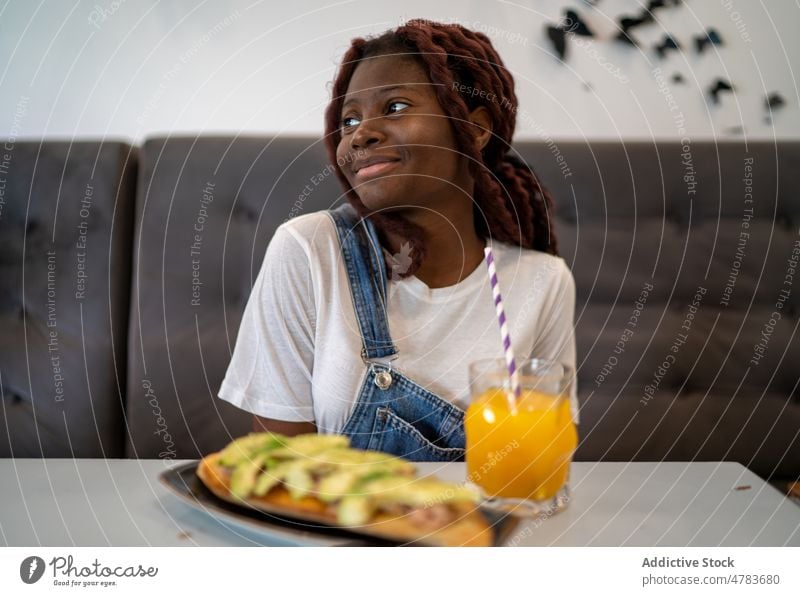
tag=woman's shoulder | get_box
[492,242,575,304]
[270,209,341,256]
[493,240,572,279]
[263,209,347,282]
[278,209,336,240]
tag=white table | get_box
[1,459,797,546]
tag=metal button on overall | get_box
[374,369,393,390]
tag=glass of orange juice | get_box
[465,358,578,516]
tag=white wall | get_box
[1,0,798,144]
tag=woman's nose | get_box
[350,115,385,149]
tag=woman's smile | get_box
[355,159,400,181]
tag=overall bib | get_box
[328,203,466,462]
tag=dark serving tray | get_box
[159,461,521,547]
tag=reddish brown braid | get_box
[323,19,559,278]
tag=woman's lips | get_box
[355,160,399,180]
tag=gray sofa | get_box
[1,136,798,482]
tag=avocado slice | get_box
[316,462,414,502]
[266,434,350,460]
[252,467,282,497]
[337,495,375,526]
[249,448,411,500]
[218,432,286,467]
[359,476,480,508]
[229,452,271,499]
[252,458,322,497]
[252,450,360,498]
[284,466,314,500]
[335,477,479,526]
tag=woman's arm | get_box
[218,224,317,426]
[252,414,316,436]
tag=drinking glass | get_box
[465,358,578,516]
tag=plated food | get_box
[196,432,495,546]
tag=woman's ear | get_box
[468,106,493,153]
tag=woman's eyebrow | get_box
[341,84,422,110]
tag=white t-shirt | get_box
[218,210,579,433]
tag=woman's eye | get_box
[341,116,360,129]
[387,101,410,114]
[340,101,409,131]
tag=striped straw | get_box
[483,246,521,405]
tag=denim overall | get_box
[327,203,466,462]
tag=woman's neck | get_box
[390,205,486,289]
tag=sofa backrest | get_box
[125,136,340,459]
[125,136,799,479]
[0,141,137,457]
[517,141,799,478]
[1,136,797,480]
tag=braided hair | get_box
[323,18,559,278]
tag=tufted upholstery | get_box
[1,136,797,481]
[0,141,138,457]
[124,137,340,459]
[517,141,800,479]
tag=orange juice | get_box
[465,388,578,501]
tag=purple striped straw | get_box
[483,246,521,404]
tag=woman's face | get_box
[335,54,473,213]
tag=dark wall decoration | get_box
[542,1,790,132]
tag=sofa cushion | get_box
[125,136,341,458]
[125,137,799,480]
[0,141,137,457]
[516,141,800,478]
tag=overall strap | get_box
[328,203,398,360]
